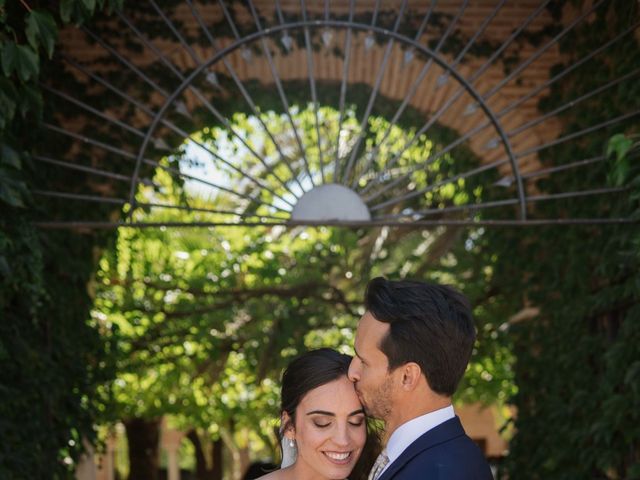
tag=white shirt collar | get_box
[384,405,455,468]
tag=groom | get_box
[348,277,493,480]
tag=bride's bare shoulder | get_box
[255,469,286,480]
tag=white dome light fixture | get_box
[290,184,371,222]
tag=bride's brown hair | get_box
[280,348,381,480]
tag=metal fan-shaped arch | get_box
[35,0,640,228]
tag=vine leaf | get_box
[25,10,58,59]
[0,43,39,82]
[0,43,16,77]
[0,176,27,207]
[19,83,43,119]
[81,0,97,12]
[0,78,17,129]
[0,256,9,277]
[60,0,95,24]
[606,133,633,187]
[1,144,21,170]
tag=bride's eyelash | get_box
[313,421,331,428]
[349,420,364,427]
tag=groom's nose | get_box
[348,357,360,382]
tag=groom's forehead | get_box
[356,312,389,347]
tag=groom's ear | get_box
[400,362,422,391]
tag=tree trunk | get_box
[187,430,224,480]
[211,438,224,480]
[124,417,161,480]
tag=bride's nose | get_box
[332,422,351,447]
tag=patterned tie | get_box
[368,450,390,480]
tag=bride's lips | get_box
[323,450,353,465]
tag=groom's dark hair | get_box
[365,277,476,397]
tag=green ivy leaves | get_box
[0,143,28,207]
[25,10,58,59]
[607,133,636,187]
[60,0,124,24]
[0,42,38,81]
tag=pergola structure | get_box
[34,0,639,229]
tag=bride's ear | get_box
[281,411,295,438]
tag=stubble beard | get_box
[366,375,394,421]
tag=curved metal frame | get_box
[34,1,640,229]
[128,19,527,222]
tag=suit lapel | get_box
[377,416,466,480]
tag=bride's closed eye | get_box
[313,420,331,428]
[349,417,365,427]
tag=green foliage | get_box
[0,0,123,206]
[607,133,636,187]
[0,1,122,478]
[25,9,58,59]
[491,1,640,477]
[1,42,39,81]
[0,211,116,479]
[91,105,515,474]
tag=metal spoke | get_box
[521,155,607,181]
[376,198,520,221]
[369,157,509,212]
[61,53,291,210]
[300,0,326,183]
[35,1,637,228]
[508,67,640,138]
[149,0,203,67]
[135,202,289,221]
[332,0,355,183]
[514,109,640,159]
[481,0,609,102]
[362,18,638,202]
[79,25,295,209]
[186,0,306,194]
[31,193,289,220]
[41,84,152,142]
[359,0,475,195]
[82,26,170,98]
[254,0,315,188]
[342,0,409,186]
[33,190,127,205]
[375,187,628,221]
[42,122,287,213]
[32,155,135,184]
[527,186,629,203]
[497,20,640,122]
[34,217,637,230]
[360,0,555,198]
[116,10,297,207]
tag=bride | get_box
[257,348,379,480]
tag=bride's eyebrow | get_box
[306,409,365,417]
[306,410,335,416]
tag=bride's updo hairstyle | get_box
[279,348,380,480]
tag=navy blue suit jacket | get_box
[377,416,494,480]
